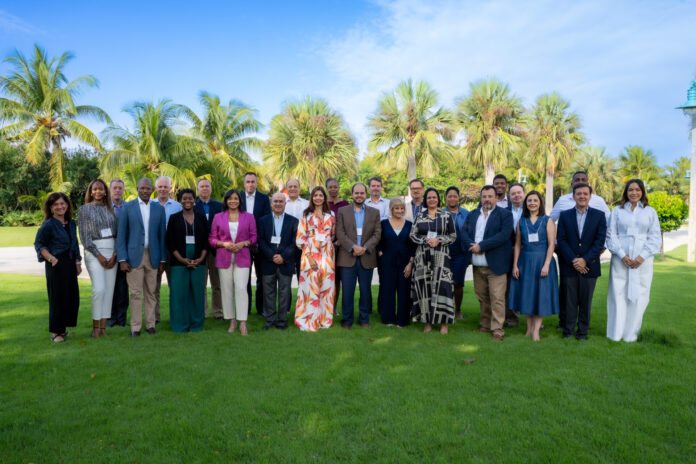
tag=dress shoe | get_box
[575,335,588,341]
[131,331,140,337]
[276,325,288,330]
[492,333,504,341]
[341,324,351,330]
[359,323,372,328]
[146,328,157,335]
[214,315,224,321]
[562,334,573,339]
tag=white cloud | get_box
[0,10,41,35]
[317,0,696,163]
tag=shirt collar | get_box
[575,206,588,215]
[624,201,643,210]
[246,191,256,198]
[273,212,285,220]
[138,197,150,206]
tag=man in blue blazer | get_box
[239,172,272,316]
[194,178,223,319]
[257,193,299,330]
[117,178,167,337]
[556,183,607,340]
[462,185,514,341]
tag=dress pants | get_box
[473,266,508,337]
[379,263,410,327]
[169,245,206,333]
[109,267,129,327]
[261,269,292,328]
[45,251,79,334]
[154,258,171,322]
[504,273,520,326]
[204,252,223,318]
[84,238,118,320]
[340,258,374,326]
[561,274,597,338]
[127,247,158,332]
[246,250,264,315]
[220,258,250,321]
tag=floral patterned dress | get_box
[295,211,336,331]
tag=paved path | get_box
[0,227,688,286]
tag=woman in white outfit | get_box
[606,179,662,342]
[78,179,119,338]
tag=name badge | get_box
[427,231,437,239]
[271,236,281,244]
[316,233,326,242]
[528,233,539,243]
[356,228,363,236]
[185,236,195,244]
[100,228,112,238]
[206,213,209,220]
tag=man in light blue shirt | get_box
[365,176,390,220]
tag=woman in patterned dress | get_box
[409,188,457,334]
[295,186,336,331]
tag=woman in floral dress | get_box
[295,186,336,331]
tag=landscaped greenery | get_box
[0,226,39,247]
[1,247,694,463]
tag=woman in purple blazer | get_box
[209,189,257,335]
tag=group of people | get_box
[34,170,662,344]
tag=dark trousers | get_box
[379,263,410,327]
[561,274,597,337]
[246,251,264,315]
[46,252,79,334]
[340,259,374,326]
[504,272,520,325]
[558,277,567,328]
[109,268,129,327]
[261,270,292,328]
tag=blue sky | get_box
[1,0,695,166]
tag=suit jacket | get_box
[165,211,210,266]
[461,207,514,275]
[377,219,415,268]
[336,204,382,269]
[208,211,257,268]
[194,198,223,255]
[116,199,167,268]
[257,213,299,276]
[556,206,607,278]
[240,191,271,222]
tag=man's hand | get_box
[468,243,482,254]
[120,261,132,272]
[352,245,366,256]
[158,263,165,272]
[272,254,284,265]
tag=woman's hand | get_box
[512,265,519,279]
[403,262,413,278]
[98,254,109,268]
[540,264,549,278]
[308,255,318,272]
[76,262,82,275]
[426,237,439,248]
[107,255,117,269]
[621,255,633,268]
[49,255,58,267]
[631,256,645,269]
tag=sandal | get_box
[239,322,248,336]
[99,321,108,337]
[228,320,237,333]
[91,320,100,339]
[50,333,65,343]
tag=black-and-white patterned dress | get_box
[409,209,456,324]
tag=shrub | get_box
[0,210,44,226]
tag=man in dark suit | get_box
[116,177,167,337]
[336,183,382,329]
[194,178,223,319]
[556,183,607,340]
[257,193,299,330]
[239,172,271,316]
[462,185,514,341]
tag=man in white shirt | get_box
[365,177,390,220]
[240,172,271,315]
[154,176,182,323]
[284,179,309,220]
[493,174,512,210]
[550,171,611,224]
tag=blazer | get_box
[335,204,382,269]
[240,191,271,223]
[556,206,607,278]
[194,198,223,255]
[257,213,299,276]
[461,206,514,275]
[34,217,81,262]
[116,199,167,268]
[377,219,415,268]
[208,211,257,269]
[165,211,210,266]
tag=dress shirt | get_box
[138,197,151,247]
[111,200,124,218]
[576,207,588,236]
[496,197,509,208]
[411,201,423,219]
[284,197,309,220]
[354,205,365,245]
[511,205,524,230]
[200,200,211,219]
[158,197,183,225]
[550,192,611,223]
[472,207,495,267]
[272,213,285,237]
[365,196,390,220]
[246,191,256,215]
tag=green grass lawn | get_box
[0,226,39,247]
[1,247,695,463]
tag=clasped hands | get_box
[572,257,589,274]
[351,245,367,257]
[426,237,439,248]
[98,254,118,269]
[223,241,246,253]
[272,254,284,265]
[621,255,644,269]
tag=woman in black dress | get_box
[34,192,82,342]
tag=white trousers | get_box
[84,238,118,320]
[606,255,654,342]
[219,259,250,321]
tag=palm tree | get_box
[100,99,204,190]
[618,145,661,187]
[264,97,357,190]
[663,156,690,195]
[570,146,620,204]
[190,92,263,193]
[456,78,525,184]
[367,79,454,181]
[527,92,585,211]
[0,45,111,191]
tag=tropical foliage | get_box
[618,145,661,186]
[647,191,689,259]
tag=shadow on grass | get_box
[638,329,681,347]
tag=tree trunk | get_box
[407,143,417,181]
[660,231,665,261]
[484,164,494,185]
[545,169,554,213]
[49,140,67,192]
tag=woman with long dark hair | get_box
[79,179,118,338]
[295,186,336,331]
[606,179,661,342]
[34,192,82,342]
